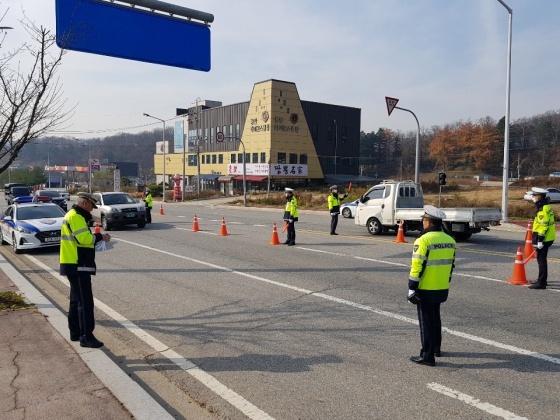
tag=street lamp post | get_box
[333,120,338,175]
[497,0,512,223]
[395,106,421,184]
[143,113,166,202]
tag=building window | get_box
[260,152,266,163]
[210,127,214,144]
[300,154,307,164]
[204,128,208,144]
[231,154,236,164]
[245,153,250,163]
[218,154,223,164]
[341,126,347,144]
[235,123,240,138]
[289,153,297,164]
[188,155,198,166]
[278,152,286,164]
[212,154,217,164]
[238,153,243,163]
[229,125,233,139]
[252,153,258,163]
[201,155,205,164]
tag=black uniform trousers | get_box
[330,213,339,234]
[416,300,441,363]
[536,241,553,286]
[146,206,152,223]
[68,273,96,340]
[286,221,296,244]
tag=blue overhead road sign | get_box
[55,0,211,71]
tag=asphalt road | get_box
[3,198,560,419]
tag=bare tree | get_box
[0,15,69,174]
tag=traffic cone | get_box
[523,222,534,261]
[269,222,280,245]
[159,203,165,215]
[94,221,101,234]
[219,216,228,236]
[192,215,200,232]
[507,246,530,285]
[394,220,407,243]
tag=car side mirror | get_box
[4,216,12,221]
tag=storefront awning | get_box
[198,174,220,180]
[232,175,268,182]
[218,176,234,182]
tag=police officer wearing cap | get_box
[408,205,456,366]
[529,187,555,289]
[283,187,298,246]
[60,193,111,348]
[327,185,348,235]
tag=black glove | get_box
[407,290,420,305]
[343,193,348,198]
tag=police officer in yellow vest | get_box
[407,205,456,366]
[144,188,153,223]
[529,187,555,289]
[283,187,298,246]
[60,193,111,348]
[328,185,348,235]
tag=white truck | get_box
[354,180,502,241]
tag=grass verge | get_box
[0,291,31,311]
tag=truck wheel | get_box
[453,232,472,241]
[366,217,383,235]
[342,208,352,218]
[101,216,112,231]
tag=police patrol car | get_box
[0,202,67,254]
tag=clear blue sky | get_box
[3,0,560,138]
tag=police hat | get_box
[531,187,548,196]
[330,185,337,190]
[285,187,294,193]
[77,192,98,209]
[423,205,446,220]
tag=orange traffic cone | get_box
[219,216,228,236]
[523,222,535,262]
[159,203,165,215]
[507,246,530,285]
[192,215,200,232]
[269,222,280,245]
[94,221,101,234]
[394,220,407,243]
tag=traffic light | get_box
[438,171,447,186]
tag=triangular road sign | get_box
[385,96,399,116]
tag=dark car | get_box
[6,185,31,205]
[91,192,146,231]
[35,190,68,211]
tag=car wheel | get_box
[0,229,6,245]
[342,208,352,218]
[12,234,22,254]
[137,221,146,228]
[101,215,111,231]
[366,217,383,235]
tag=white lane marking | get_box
[177,215,186,218]
[25,256,274,420]
[111,238,560,366]
[175,227,218,235]
[254,224,268,227]
[2,256,173,420]
[427,383,528,420]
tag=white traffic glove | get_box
[537,242,544,249]
[407,290,420,305]
[289,219,293,223]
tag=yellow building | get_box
[154,79,361,193]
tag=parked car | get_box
[0,203,66,254]
[35,190,68,211]
[91,192,146,231]
[54,189,71,200]
[341,199,360,218]
[523,188,560,203]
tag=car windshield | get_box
[39,191,61,197]
[12,187,29,195]
[102,194,135,205]
[17,206,66,220]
